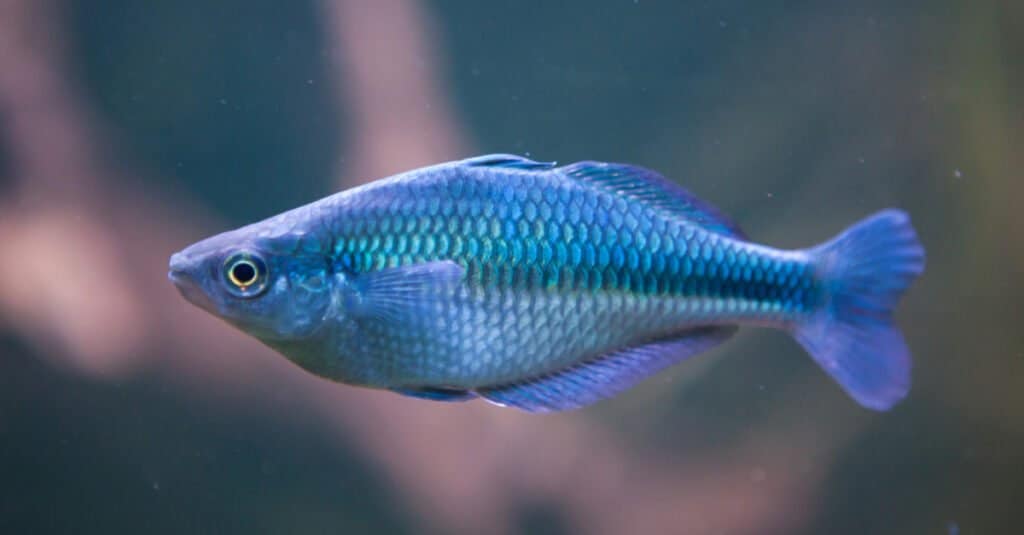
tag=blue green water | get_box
[1,1,1021,534]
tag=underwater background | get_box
[0,1,1021,533]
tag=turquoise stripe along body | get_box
[170,154,924,412]
[316,161,812,384]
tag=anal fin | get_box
[475,326,736,413]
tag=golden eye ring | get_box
[223,252,269,297]
[228,259,258,287]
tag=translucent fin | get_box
[353,261,465,323]
[462,153,557,170]
[561,161,746,239]
[794,209,925,411]
[391,387,477,402]
[475,326,737,413]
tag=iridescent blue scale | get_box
[317,158,817,393]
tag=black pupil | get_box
[232,262,257,285]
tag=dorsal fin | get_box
[462,153,557,171]
[561,161,746,239]
[475,326,737,412]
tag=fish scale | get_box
[316,163,812,388]
[170,154,924,412]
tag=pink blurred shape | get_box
[0,1,862,533]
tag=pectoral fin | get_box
[351,260,465,323]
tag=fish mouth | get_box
[168,252,216,312]
[167,252,196,291]
[168,252,190,280]
[167,268,189,286]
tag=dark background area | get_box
[1,1,1021,534]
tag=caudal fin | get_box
[795,209,925,410]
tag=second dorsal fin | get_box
[561,161,746,239]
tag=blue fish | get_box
[169,155,925,412]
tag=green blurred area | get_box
[1,1,1022,534]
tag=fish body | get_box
[169,155,924,412]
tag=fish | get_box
[168,154,925,412]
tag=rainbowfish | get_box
[168,155,925,412]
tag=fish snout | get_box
[168,251,217,312]
[167,251,195,285]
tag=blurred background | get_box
[0,1,1021,533]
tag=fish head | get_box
[168,223,335,343]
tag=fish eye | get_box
[223,252,269,298]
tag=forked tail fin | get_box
[794,209,925,410]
